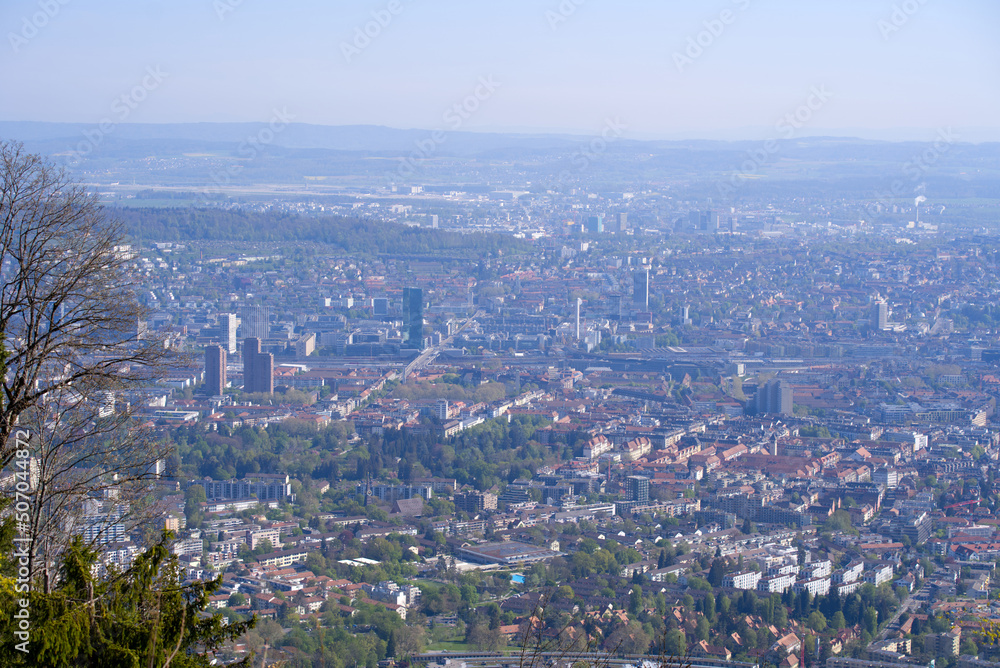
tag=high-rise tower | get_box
[872,300,888,331]
[402,287,424,349]
[633,269,649,309]
[755,379,792,416]
[242,337,272,393]
[205,345,226,396]
[218,313,238,353]
[240,305,270,341]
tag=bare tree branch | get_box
[0,140,173,469]
[0,141,179,585]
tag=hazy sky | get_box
[2,0,998,140]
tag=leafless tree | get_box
[0,141,177,586]
[16,396,173,591]
[0,140,170,465]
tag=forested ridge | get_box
[114,207,527,255]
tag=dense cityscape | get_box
[7,166,997,666]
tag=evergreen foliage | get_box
[0,528,255,666]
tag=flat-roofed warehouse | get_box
[457,541,562,565]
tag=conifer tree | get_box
[0,528,256,665]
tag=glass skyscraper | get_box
[402,287,423,350]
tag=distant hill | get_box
[8,120,982,157]
[3,121,999,200]
[0,121,600,155]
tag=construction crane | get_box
[945,499,979,511]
